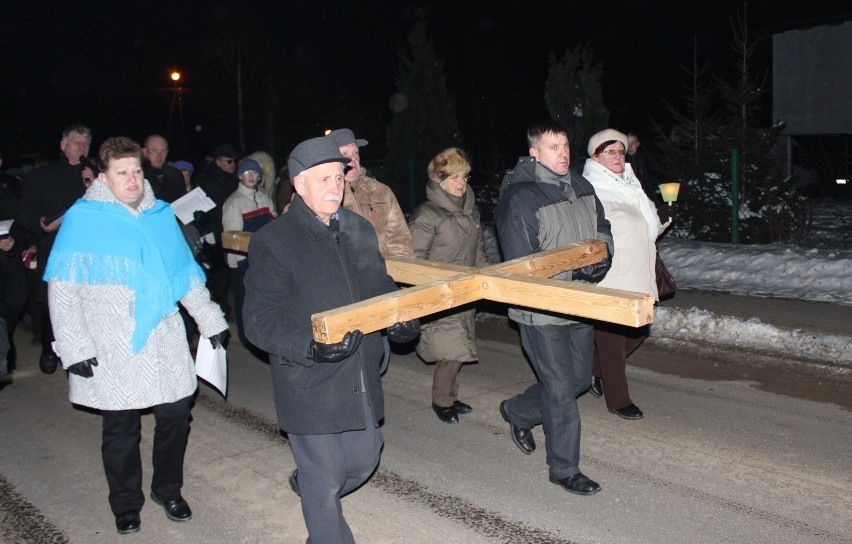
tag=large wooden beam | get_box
[222,230,653,343]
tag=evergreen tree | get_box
[650,40,729,242]
[716,8,806,243]
[385,10,463,211]
[544,42,609,159]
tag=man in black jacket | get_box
[18,123,95,374]
[494,120,613,497]
[243,136,419,543]
[196,143,239,320]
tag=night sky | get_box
[1,0,846,168]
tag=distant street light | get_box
[168,70,187,151]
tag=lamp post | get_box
[167,70,187,151]
[658,182,680,221]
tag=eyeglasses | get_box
[600,149,626,156]
[445,174,471,182]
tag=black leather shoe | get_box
[432,404,459,424]
[149,492,192,522]
[609,403,644,420]
[115,511,141,534]
[499,401,535,454]
[549,472,601,496]
[589,377,603,398]
[39,352,59,375]
[288,469,300,497]
[452,400,473,414]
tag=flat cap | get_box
[287,137,350,182]
[327,128,368,148]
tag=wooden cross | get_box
[223,232,654,343]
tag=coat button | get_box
[352,387,359,394]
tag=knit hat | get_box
[287,137,350,183]
[587,129,629,157]
[237,158,263,178]
[172,160,194,176]
[327,128,368,148]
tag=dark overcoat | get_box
[243,195,399,434]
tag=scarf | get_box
[44,198,205,353]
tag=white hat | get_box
[587,129,629,157]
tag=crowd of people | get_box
[0,120,672,542]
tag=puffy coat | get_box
[47,180,228,410]
[222,183,276,268]
[409,180,488,363]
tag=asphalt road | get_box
[1,315,850,544]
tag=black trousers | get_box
[101,395,192,516]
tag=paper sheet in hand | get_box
[195,337,227,396]
[171,187,216,225]
[0,219,12,240]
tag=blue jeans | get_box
[505,322,593,479]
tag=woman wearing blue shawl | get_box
[44,137,228,535]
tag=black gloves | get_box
[307,330,363,363]
[658,205,674,223]
[208,329,229,349]
[193,210,212,235]
[67,358,98,378]
[387,319,420,343]
[573,248,613,284]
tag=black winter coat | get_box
[243,196,400,434]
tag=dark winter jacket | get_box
[243,195,400,434]
[494,157,613,326]
[409,180,488,363]
[144,162,187,204]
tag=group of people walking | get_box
[2,118,672,542]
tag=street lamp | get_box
[167,70,187,151]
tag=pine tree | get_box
[385,10,463,211]
[544,42,609,159]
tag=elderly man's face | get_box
[338,142,362,183]
[60,132,91,165]
[143,136,169,168]
[295,162,345,224]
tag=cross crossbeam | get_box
[224,231,654,343]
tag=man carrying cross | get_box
[494,119,613,496]
[242,136,419,543]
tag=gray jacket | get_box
[494,157,613,326]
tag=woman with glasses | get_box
[582,129,671,420]
[409,147,489,424]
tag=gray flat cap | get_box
[327,128,368,148]
[287,137,350,182]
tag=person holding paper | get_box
[44,136,228,535]
[243,136,420,544]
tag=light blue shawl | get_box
[44,198,205,353]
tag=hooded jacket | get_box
[494,157,613,326]
[409,180,489,363]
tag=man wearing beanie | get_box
[222,158,276,347]
[242,136,420,543]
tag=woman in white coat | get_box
[582,129,670,420]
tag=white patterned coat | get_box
[48,179,228,410]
